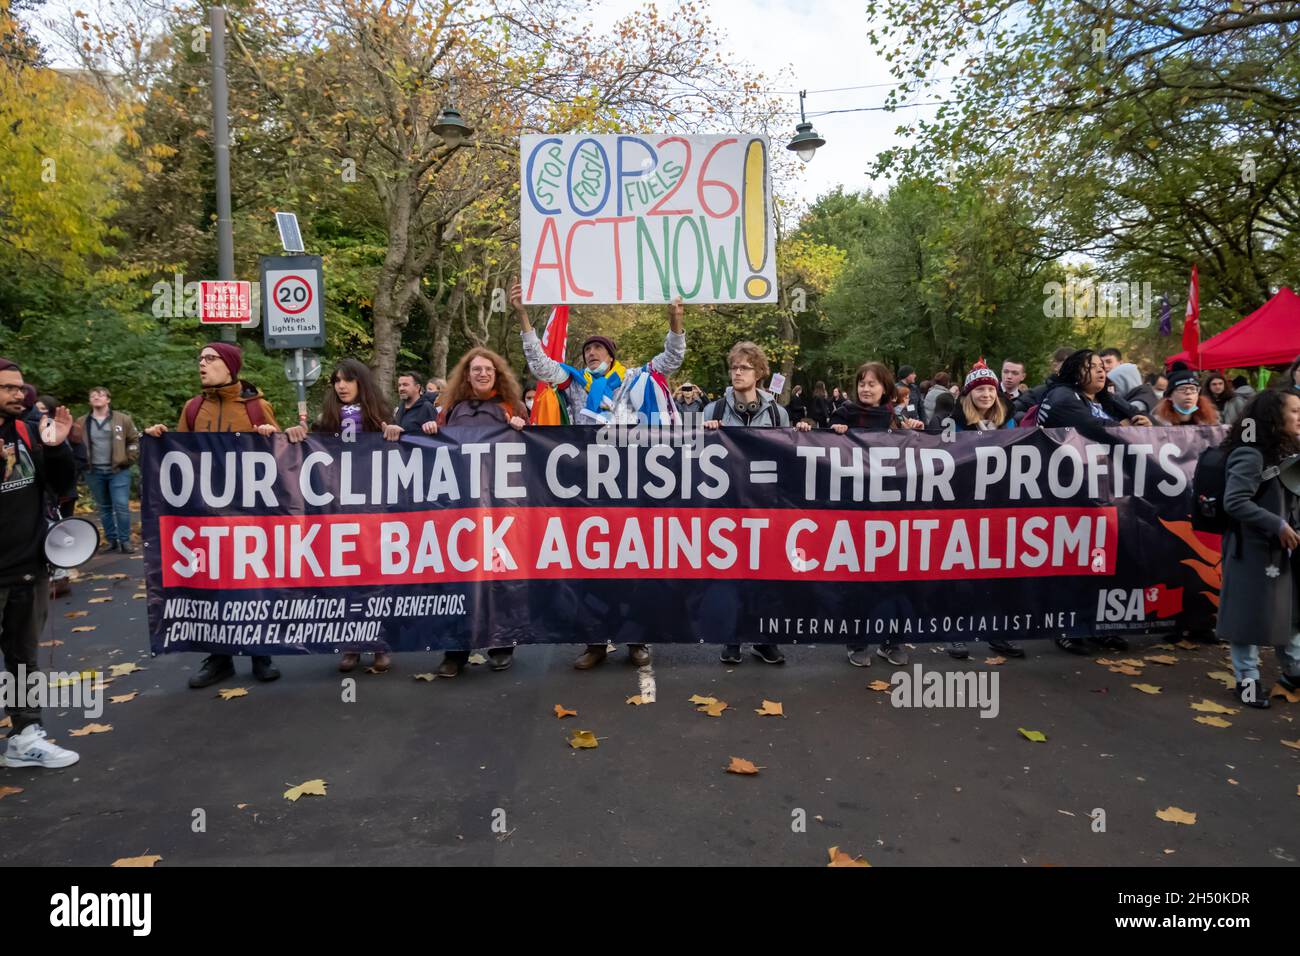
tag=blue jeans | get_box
[87,467,132,544]
[1230,635,1300,682]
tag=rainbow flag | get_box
[529,305,570,426]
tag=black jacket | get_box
[1014,374,1058,421]
[393,397,438,434]
[809,396,833,429]
[1037,384,1138,440]
[829,401,894,432]
[1,416,76,586]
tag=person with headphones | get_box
[702,342,811,665]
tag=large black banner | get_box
[141,425,1224,655]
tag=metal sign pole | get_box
[295,348,308,425]
[211,5,236,345]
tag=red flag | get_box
[529,306,570,426]
[1181,264,1200,367]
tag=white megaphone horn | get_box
[43,517,100,569]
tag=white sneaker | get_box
[3,725,80,769]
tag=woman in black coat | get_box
[1217,389,1300,707]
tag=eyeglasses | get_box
[0,383,24,393]
[730,365,755,373]
[198,353,223,365]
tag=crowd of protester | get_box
[7,321,1300,768]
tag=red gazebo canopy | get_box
[1167,287,1300,370]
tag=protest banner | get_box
[519,134,777,305]
[142,427,1222,655]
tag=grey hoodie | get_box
[704,387,790,427]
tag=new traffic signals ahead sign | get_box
[260,254,324,349]
[199,281,254,325]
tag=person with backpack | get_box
[287,358,406,674]
[0,357,81,769]
[1214,389,1300,708]
[145,342,282,688]
[1014,346,1073,424]
[701,342,811,667]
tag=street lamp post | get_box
[786,90,826,163]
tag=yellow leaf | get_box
[1190,699,1238,715]
[50,671,97,688]
[754,700,785,717]
[1195,715,1232,728]
[698,699,729,717]
[0,717,10,729]
[1117,659,1144,667]
[827,846,871,867]
[467,653,488,665]
[65,611,88,619]
[1207,670,1236,689]
[1109,666,1143,676]
[1175,640,1199,650]
[1094,658,1119,666]
[984,656,1006,666]
[69,723,113,736]
[568,730,599,749]
[867,680,892,692]
[283,779,327,801]
[1132,684,1162,694]
[111,854,162,867]
[412,673,436,681]
[1018,728,1047,742]
[554,704,577,718]
[71,626,96,633]
[133,592,146,600]
[88,597,112,604]
[217,687,248,700]
[0,786,23,800]
[626,695,649,705]
[109,692,138,704]
[1270,683,1300,704]
[109,663,143,677]
[726,756,761,775]
[688,694,717,705]
[1155,806,1197,825]
[1144,655,1178,666]
[1281,739,1300,750]
[38,640,64,648]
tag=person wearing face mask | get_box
[1152,364,1219,426]
[287,358,405,673]
[511,279,685,429]
[145,342,283,688]
[524,386,537,415]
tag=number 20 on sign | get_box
[520,134,776,306]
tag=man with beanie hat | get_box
[0,357,82,768]
[509,278,687,670]
[1152,362,1219,426]
[144,343,282,688]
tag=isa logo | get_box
[1096,585,1183,622]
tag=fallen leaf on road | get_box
[65,611,88,619]
[626,695,648,705]
[568,730,598,749]
[50,670,97,688]
[412,673,436,681]
[109,663,144,677]
[688,694,717,705]
[1094,658,1119,666]
[1175,640,1199,650]
[1164,849,1176,855]
[0,786,23,800]
[0,717,10,729]
[1110,666,1143,676]
[1207,671,1237,688]
[467,653,487,665]
[726,756,761,775]
[133,593,146,600]
[698,699,728,717]
[827,846,871,867]
[984,656,1007,666]
[1057,809,1075,817]
[38,640,64,647]
[70,626,96,633]
[69,723,113,736]
[754,700,785,717]
[1144,655,1178,666]
[283,779,327,801]
[87,597,112,604]
[1191,699,1239,715]
[1155,806,1197,825]
[103,573,128,580]
[1228,779,1238,785]
[1018,728,1047,742]
[867,680,892,692]
[554,704,577,718]
[217,687,248,700]
[1281,739,1300,750]
[1195,716,1232,728]
[1152,643,1177,651]
[109,692,138,704]
[1270,683,1300,703]
[111,855,162,868]
[1132,684,1162,695]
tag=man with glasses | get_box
[0,357,81,769]
[144,342,282,688]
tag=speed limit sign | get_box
[260,254,324,349]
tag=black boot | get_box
[1236,679,1271,709]
[188,654,235,689]
[251,656,280,682]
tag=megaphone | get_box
[43,517,100,569]
[1280,455,1300,497]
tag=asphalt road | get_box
[3,549,1298,867]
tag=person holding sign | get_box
[511,279,685,428]
[286,358,405,674]
[424,347,528,677]
[145,342,282,690]
[511,278,682,671]
[702,342,810,666]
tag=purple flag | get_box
[1158,295,1171,335]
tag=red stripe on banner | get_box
[159,506,1118,590]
